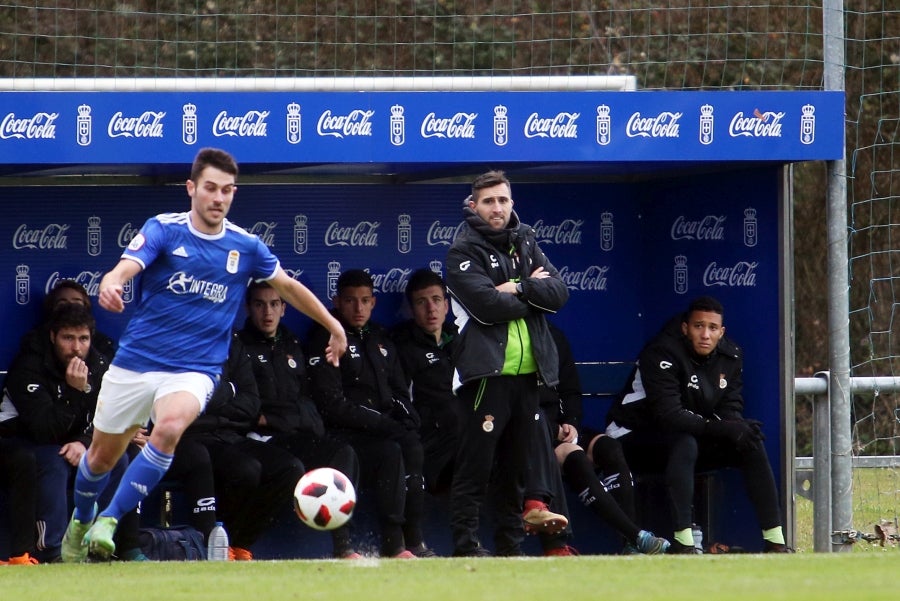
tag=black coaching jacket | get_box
[606,314,744,438]
[445,201,569,390]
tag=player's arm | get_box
[267,268,347,366]
[640,346,707,435]
[519,246,569,314]
[98,258,143,313]
[445,246,528,325]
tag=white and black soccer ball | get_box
[293,467,356,531]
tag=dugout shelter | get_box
[0,78,843,556]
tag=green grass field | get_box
[2,553,897,601]
[795,467,899,552]
[5,467,896,600]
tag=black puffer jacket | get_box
[236,321,325,438]
[392,319,462,441]
[3,333,108,446]
[306,311,418,438]
[606,314,744,437]
[445,200,569,389]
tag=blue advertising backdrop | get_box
[0,88,834,555]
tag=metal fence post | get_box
[822,0,852,552]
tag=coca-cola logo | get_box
[13,223,69,250]
[670,215,727,241]
[249,222,277,247]
[0,112,58,139]
[317,109,374,138]
[368,267,411,294]
[702,261,758,287]
[523,112,579,139]
[729,110,784,138]
[324,221,380,247]
[46,271,103,297]
[532,219,583,245]
[107,111,165,138]
[626,111,682,138]
[212,110,270,137]
[557,265,609,291]
[117,223,141,248]
[421,112,477,139]
[426,220,466,246]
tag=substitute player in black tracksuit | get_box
[306,269,430,559]
[235,281,361,559]
[2,303,135,562]
[391,303,463,495]
[541,322,669,554]
[445,170,570,557]
[605,296,791,553]
[181,333,305,559]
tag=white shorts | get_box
[92,365,215,434]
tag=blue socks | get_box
[73,453,109,523]
[100,443,173,521]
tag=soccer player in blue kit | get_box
[61,147,347,562]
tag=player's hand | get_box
[65,356,90,393]
[705,419,758,452]
[59,441,87,467]
[98,284,125,313]
[529,266,551,279]
[131,427,149,448]
[745,418,766,442]
[325,329,348,367]
[558,423,579,443]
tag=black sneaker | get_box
[453,545,492,557]
[763,541,795,553]
[668,540,703,555]
[408,543,439,558]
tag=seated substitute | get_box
[605,296,792,554]
[180,333,305,561]
[390,268,464,497]
[236,281,361,559]
[306,268,431,559]
[541,321,669,555]
[1,303,137,562]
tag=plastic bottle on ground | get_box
[208,522,229,561]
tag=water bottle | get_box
[691,523,703,551]
[207,522,229,561]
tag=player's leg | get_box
[512,378,567,537]
[85,375,211,559]
[395,430,431,556]
[450,378,509,557]
[228,439,305,556]
[62,429,133,562]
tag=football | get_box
[293,467,357,531]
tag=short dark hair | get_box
[48,302,95,336]
[191,147,238,182]
[336,269,374,295]
[405,269,445,305]
[683,296,725,323]
[245,280,280,306]
[43,280,91,317]
[471,170,510,200]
